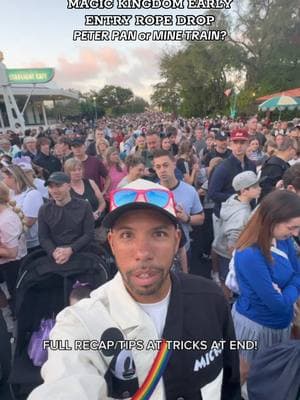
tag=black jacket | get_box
[33,152,62,179]
[38,198,96,256]
[203,148,232,167]
[208,155,256,217]
[162,273,241,400]
[259,156,290,201]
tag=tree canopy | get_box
[46,85,149,121]
[151,0,300,117]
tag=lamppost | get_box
[93,96,97,126]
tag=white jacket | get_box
[28,273,165,400]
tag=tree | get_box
[96,85,134,116]
[151,10,241,117]
[151,81,182,114]
[45,99,82,121]
[126,96,149,114]
[229,0,300,92]
[152,0,300,116]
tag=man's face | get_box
[289,129,299,139]
[95,129,105,140]
[0,142,11,152]
[215,139,228,151]
[146,134,161,151]
[54,143,64,158]
[26,140,36,153]
[48,182,71,203]
[161,137,171,151]
[71,144,86,158]
[275,135,284,146]
[230,140,248,158]
[248,119,257,132]
[108,209,181,303]
[195,129,203,140]
[153,156,176,184]
[169,134,176,144]
[40,143,50,156]
[130,163,145,180]
[206,137,213,147]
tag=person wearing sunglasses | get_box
[28,179,240,400]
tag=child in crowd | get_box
[212,171,261,299]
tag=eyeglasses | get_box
[110,188,175,211]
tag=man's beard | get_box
[120,265,171,299]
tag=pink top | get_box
[105,165,126,200]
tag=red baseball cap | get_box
[230,128,249,141]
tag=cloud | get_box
[26,46,163,100]
[54,47,124,83]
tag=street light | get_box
[93,96,97,126]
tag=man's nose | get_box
[134,238,153,261]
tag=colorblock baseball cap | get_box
[103,179,178,228]
[215,131,228,141]
[45,172,71,186]
[230,128,249,141]
[71,138,85,147]
[232,171,260,191]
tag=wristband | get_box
[186,215,191,224]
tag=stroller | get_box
[9,249,109,399]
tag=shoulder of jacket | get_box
[175,272,224,298]
[235,246,260,260]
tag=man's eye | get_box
[120,232,133,239]
[153,231,168,238]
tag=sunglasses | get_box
[110,188,175,211]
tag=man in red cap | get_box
[208,128,256,220]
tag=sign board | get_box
[7,68,54,84]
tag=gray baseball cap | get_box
[232,171,260,191]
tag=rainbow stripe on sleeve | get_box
[132,339,172,400]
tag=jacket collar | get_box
[97,271,184,339]
[228,153,252,168]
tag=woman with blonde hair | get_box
[95,138,110,163]
[0,182,27,328]
[12,156,49,199]
[1,164,44,252]
[104,147,126,201]
[64,158,106,225]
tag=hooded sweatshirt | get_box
[212,194,252,259]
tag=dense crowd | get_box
[0,112,300,399]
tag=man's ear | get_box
[175,227,181,253]
[107,229,115,255]
[287,184,296,193]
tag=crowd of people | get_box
[0,111,300,399]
